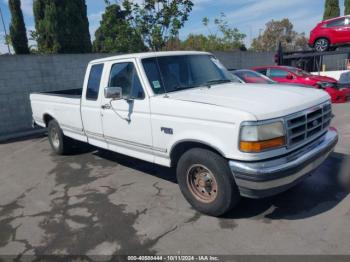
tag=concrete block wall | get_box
[214,51,275,69]
[0,54,112,137]
[0,51,274,137]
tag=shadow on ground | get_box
[0,146,172,257]
[94,149,350,222]
[91,149,350,222]
[222,152,350,222]
[1,141,349,257]
[95,149,177,184]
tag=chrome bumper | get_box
[229,128,338,198]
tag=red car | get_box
[230,69,276,84]
[309,15,350,52]
[253,66,350,103]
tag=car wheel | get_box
[176,148,241,217]
[314,38,330,52]
[48,120,72,155]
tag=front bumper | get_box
[229,128,338,198]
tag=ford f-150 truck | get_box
[30,51,338,216]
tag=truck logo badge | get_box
[161,127,173,135]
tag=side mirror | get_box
[286,74,294,80]
[104,87,122,100]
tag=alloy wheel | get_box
[315,39,329,52]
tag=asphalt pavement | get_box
[0,103,349,258]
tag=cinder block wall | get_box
[213,51,275,69]
[0,54,112,137]
[0,51,274,137]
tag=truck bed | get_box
[36,88,82,98]
[30,89,86,142]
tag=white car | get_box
[30,51,338,216]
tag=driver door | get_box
[101,59,154,163]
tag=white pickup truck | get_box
[31,51,338,216]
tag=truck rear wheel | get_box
[176,148,240,217]
[48,120,72,155]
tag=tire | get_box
[314,38,330,52]
[176,148,241,216]
[48,119,72,155]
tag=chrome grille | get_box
[286,103,332,147]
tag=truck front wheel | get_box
[176,148,240,216]
[48,120,72,155]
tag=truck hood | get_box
[167,83,330,120]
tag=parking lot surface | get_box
[0,104,349,257]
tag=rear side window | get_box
[86,64,104,100]
[326,18,345,28]
[269,68,288,78]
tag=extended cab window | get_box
[86,64,104,100]
[269,68,289,78]
[109,63,144,99]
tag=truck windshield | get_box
[142,55,235,94]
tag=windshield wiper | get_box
[166,80,232,94]
[165,85,200,94]
[205,79,232,87]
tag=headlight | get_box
[239,121,286,153]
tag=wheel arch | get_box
[314,36,331,46]
[43,113,55,127]
[170,140,226,168]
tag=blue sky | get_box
[0,0,347,53]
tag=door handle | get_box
[101,104,111,110]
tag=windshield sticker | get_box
[152,80,161,89]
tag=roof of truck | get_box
[89,51,211,64]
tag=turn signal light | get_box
[240,136,286,153]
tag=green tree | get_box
[93,4,146,53]
[251,19,308,52]
[33,0,59,53]
[181,34,210,51]
[164,36,182,50]
[33,0,91,53]
[181,13,246,51]
[345,0,350,15]
[62,0,92,53]
[205,13,246,51]
[8,0,29,54]
[323,0,340,20]
[123,0,193,50]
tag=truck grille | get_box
[286,103,332,147]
